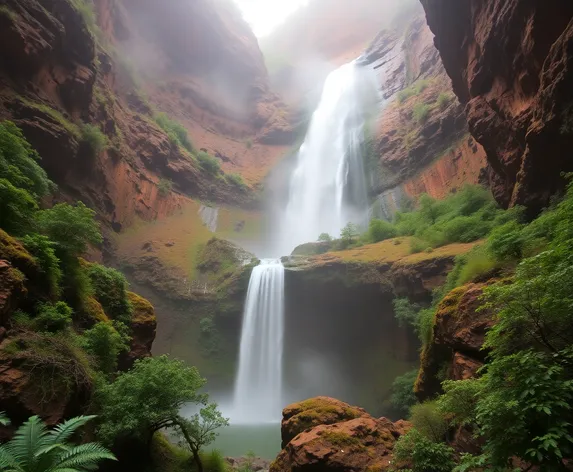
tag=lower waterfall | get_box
[232,259,285,423]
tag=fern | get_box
[0,415,115,472]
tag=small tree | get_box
[340,223,359,243]
[82,321,129,374]
[97,355,206,446]
[317,233,333,242]
[172,403,229,472]
[0,415,116,472]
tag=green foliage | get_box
[87,263,132,324]
[437,379,482,427]
[398,87,416,103]
[81,123,107,157]
[0,121,55,234]
[487,220,525,262]
[69,0,99,39]
[409,401,449,442]
[197,152,221,175]
[340,222,359,243]
[413,103,430,123]
[154,113,194,154]
[226,173,247,190]
[97,355,206,444]
[172,403,229,470]
[0,414,116,472]
[158,178,173,197]
[199,317,220,356]
[0,179,38,235]
[21,234,62,297]
[390,370,419,416]
[437,93,453,109]
[0,121,53,200]
[454,245,497,286]
[366,219,397,243]
[0,412,9,426]
[392,298,434,345]
[201,449,228,472]
[82,321,129,374]
[36,202,103,259]
[318,233,333,242]
[393,429,455,472]
[34,302,73,333]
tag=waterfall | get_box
[277,61,379,255]
[232,259,285,423]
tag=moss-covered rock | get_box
[281,396,368,448]
[119,292,157,369]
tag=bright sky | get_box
[233,0,309,37]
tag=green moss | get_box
[127,291,156,324]
[148,433,191,472]
[17,97,81,138]
[319,431,364,449]
[435,286,466,321]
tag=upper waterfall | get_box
[276,61,380,256]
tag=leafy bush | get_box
[390,370,419,416]
[34,302,73,332]
[81,123,107,156]
[340,222,359,243]
[87,263,133,324]
[202,449,228,472]
[409,401,449,442]
[367,218,397,243]
[197,151,221,175]
[393,298,421,329]
[437,379,482,428]
[82,321,129,374]
[398,87,416,103]
[393,428,455,472]
[158,178,173,197]
[36,202,103,259]
[487,220,524,262]
[154,113,194,154]
[0,178,38,235]
[409,237,431,254]
[21,234,62,297]
[455,245,496,285]
[413,103,430,123]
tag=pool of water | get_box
[211,423,282,460]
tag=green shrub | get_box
[415,80,430,93]
[197,151,221,175]
[456,245,496,285]
[201,449,228,472]
[158,178,173,197]
[318,233,333,242]
[409,401,449,442]
[367,218,397,242]
[226,173,247,189]
[87,263,133,324]
[390,370,419,416]
[81,124,107,156]
[413,103,430,123]
[437,93,452,109]
[398,87,416,103]
[21,234,62,297]
[409,237,431,254]
[437,379,482,427]
[34,302,73,332]
[487,220,524,261]
[36,202,103,260]
[82,321,129,374]
[0,178,38,235]
[154,113,194,154]
[393,429,455,472]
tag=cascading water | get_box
[277,60,379,255]
[232,259,285,423]
[231,60,378,425]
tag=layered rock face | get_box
[271,397,410,472]
[421,0,573,215]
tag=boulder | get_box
[281,397,369,448]
[272,415,409,472]
[119,292,157,370]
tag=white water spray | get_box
[277,61,379,255]
[232,259,285,423]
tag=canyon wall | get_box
[420,0,573,215]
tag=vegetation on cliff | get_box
[391,179,573,470]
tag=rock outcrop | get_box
[415,282,495,401]
[272,397,410,472]
[420,0,573,215]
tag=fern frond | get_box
[0,411,10,426]
[49,443,116,470]
[0,446,22,471]
[50,416,97,444]
[8,416,50,467]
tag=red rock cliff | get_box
[420,0,573,215]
